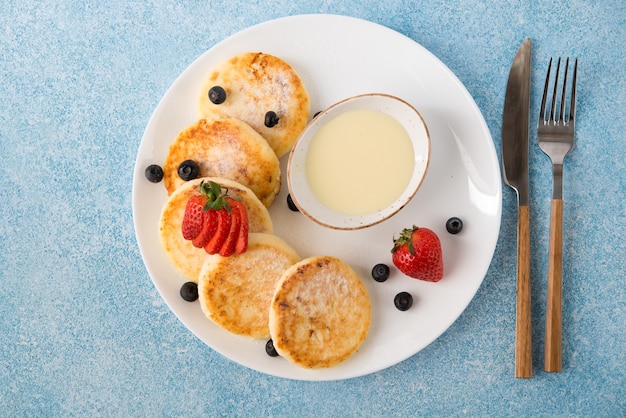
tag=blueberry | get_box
[180,281,198,302]
[287,194,299,212]
[394,292,413,311]
[264,111,280,128]
[208,86,226,104]
[265,339,279,357]
[371,263,390,282]
[446,217,463,234]
[144,164,163,183]
[177,160,200,181]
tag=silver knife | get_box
[502,38,532,378]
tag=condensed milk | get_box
[305,109,415,215]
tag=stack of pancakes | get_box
[163,52,311,207]
[157,53,370,368]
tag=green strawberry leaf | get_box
[210,181,221,198]
[197,180,240,212]
[391,225,418,254]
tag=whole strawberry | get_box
[391,225,443,282]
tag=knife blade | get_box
[502,38,532,379]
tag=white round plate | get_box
[132,14,502,381]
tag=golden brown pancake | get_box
[269,256,371,368]
[198,52,310,158]
[198,233,300,339]
[162,118,281,207]
[158,177,273,282]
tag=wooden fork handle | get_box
[516,205,532,378]
[545,198,563,372]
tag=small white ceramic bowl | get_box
[287,93,430,230]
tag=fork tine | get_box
[550,57,561,122]
[559,57,570,123]
[569,58,578,123]
[539,57,553,122]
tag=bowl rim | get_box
[286,92,431,230]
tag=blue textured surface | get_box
[1,1,625,416]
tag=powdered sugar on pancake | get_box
[198,52,310,158]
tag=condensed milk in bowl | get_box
[287,93,430,230]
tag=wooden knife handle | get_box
[545,199,563,372]
[516,205,532,378]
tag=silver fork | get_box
[537,56,578,372]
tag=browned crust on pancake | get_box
[158,177,273,282]
[198,52,310,158]
[269,256,371,368]
[162,118,281,207]
[198,233,300,339]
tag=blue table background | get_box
[1,1,624,416]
